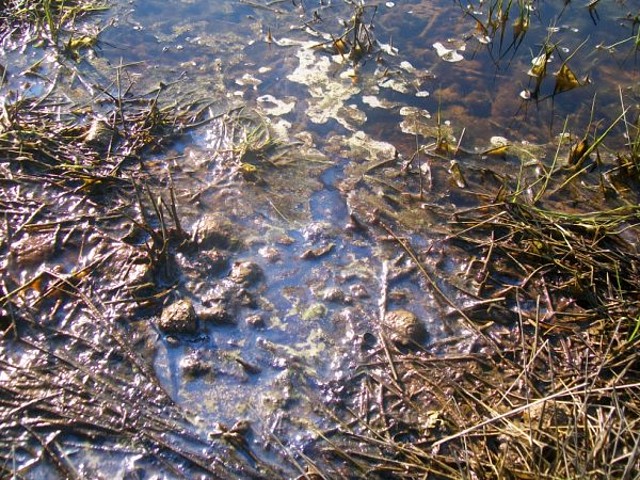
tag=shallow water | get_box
[1,0,639,477]
[101,0,640,142]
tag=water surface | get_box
[1,0,638,477]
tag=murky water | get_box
[1,0,639,477]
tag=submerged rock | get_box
[300,243,334,260]
[192,213,239,250]
[349,283,370,299]
[383,309,427,347]
[258,246,280,262]
[180,351,211,378]
[246,313,265,328]
[229,261,262,286]
[199,303,234,325]
[302,221,336,244]
[202,249,229,271]
[158,299,198,334]
[175,249,228,280]
[321,287,348,304]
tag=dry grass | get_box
[295,106,640,479]
[2,1,640,478]
[297,201,640,478]
[0,0,108,50]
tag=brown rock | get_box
[180,351,210,378]
[199,303,234,325]
[229,261,262,285]
[158,299,197,334]
[193,214,238,250]
[384,309,427,347]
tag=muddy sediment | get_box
[1,0,639,478]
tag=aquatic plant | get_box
[463,0,533,57]
[1,0,640,478]
[0,0,108,49]
[228,109,282,166]
[616,91,640,180]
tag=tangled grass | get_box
[0,57,255,477]
[299,109,640,479]
[2,1,640,478]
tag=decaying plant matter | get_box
[291,105,640,478]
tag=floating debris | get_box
[520,89,532,100]
[528,52,552,77]
[449,160,467,188]
[287,41,361,125]
[362,95,398,109]
[235,73,262,89]
[377,41,399,56]
[379,76,412,93]
[336,103,367,131]
[342,130,398,162]
[399,106,433,136]
[400,60,416,73]
[257,94,296,116]
[433,41,465,62]
[300,243,335,259]
[554,63,580,93]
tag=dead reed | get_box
[298,113,640,478]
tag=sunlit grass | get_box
[0,0,108,49]
[289,63,640,477]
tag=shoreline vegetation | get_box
[1,0,639,478]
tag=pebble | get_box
[384,309,427,347]
[158,299,198,334]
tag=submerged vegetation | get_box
[0,3,252,477]
[0,0,108,58]
[260,1,640,477]
[1,0,640,478]
[310,148,640,478]
[0,62,253,480]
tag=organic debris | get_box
[1,0,640,478]
[287,105,640,478]
[0,54,274,475]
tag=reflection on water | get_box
[0,0,638,476]
[101,0,639,146]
